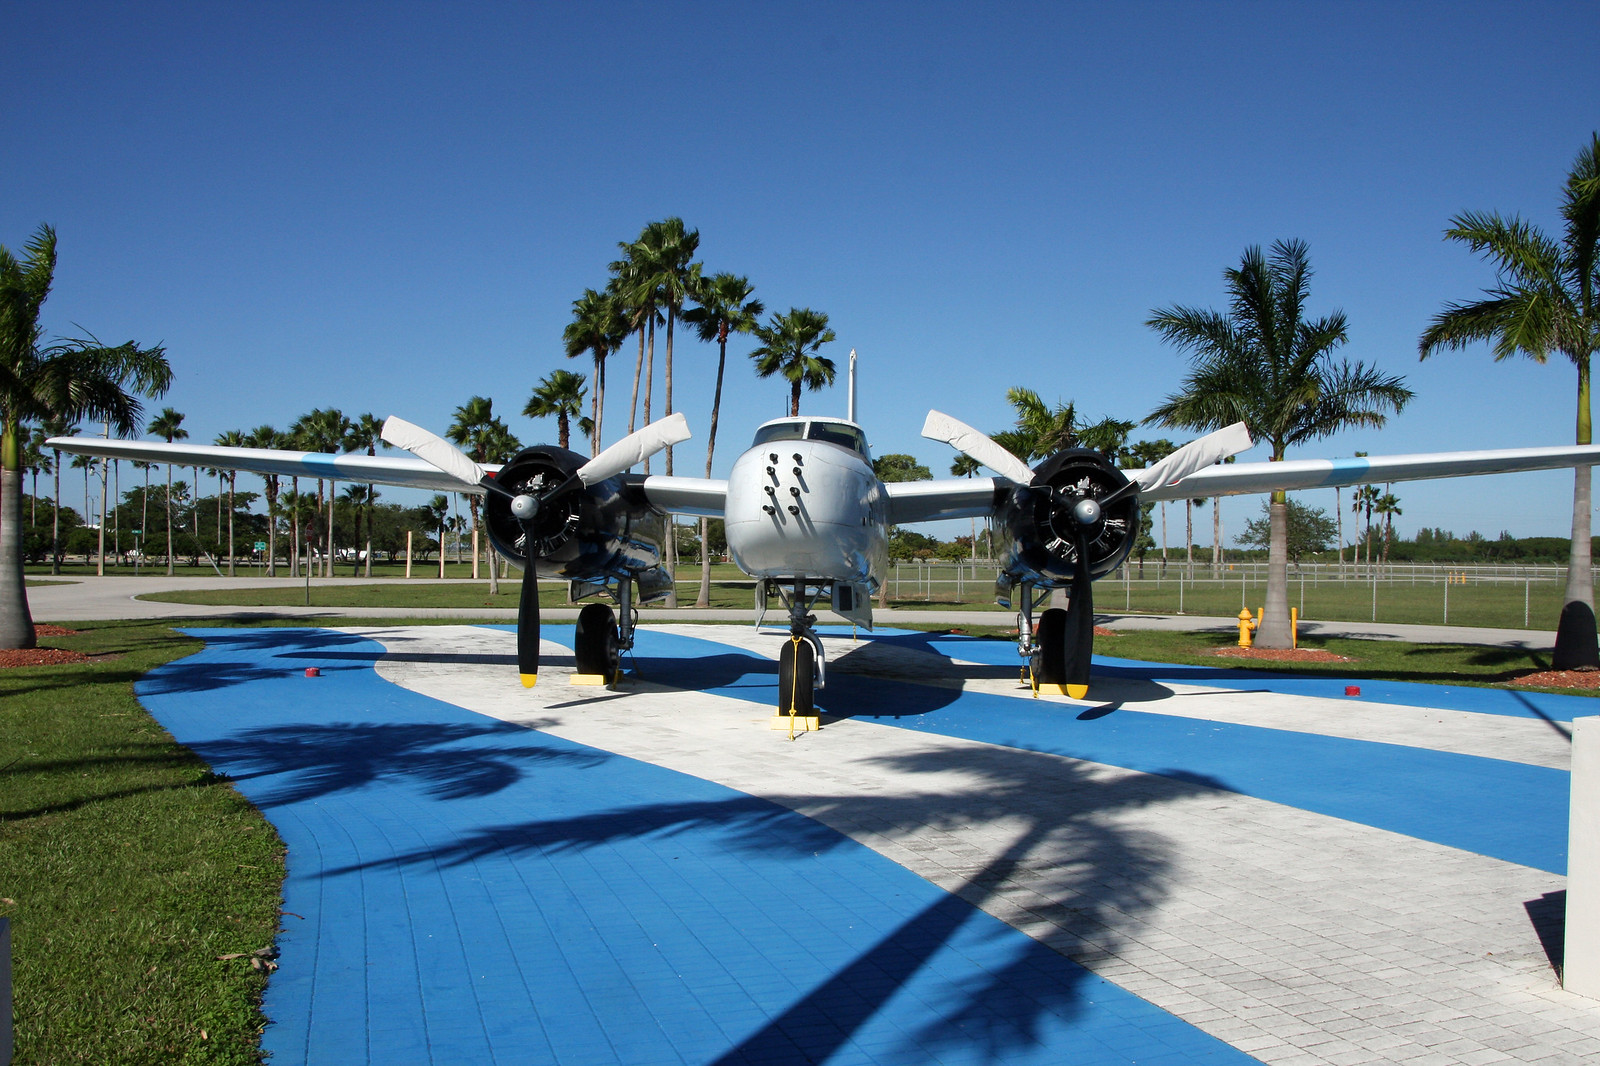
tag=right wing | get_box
[1138,443,1600,501]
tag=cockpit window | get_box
[807,422,868,456]
[752,422,806,445]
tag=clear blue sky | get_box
[5,1,1597,544]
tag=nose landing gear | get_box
[771,576,826,734]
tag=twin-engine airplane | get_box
[50,392,1600,722]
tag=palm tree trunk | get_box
[1336,487,1344,569]
[290,475,300,577]
[628,329,644,435]
[0,425,38,649]
[165,462,174,576]
[642,317,655,474]
[227,472,235,577]
[51,456,62,575]
[1212,498,1221,576]
[593,352,605,455]
[265,476,278,577]
[1257,490,1294,648]
[326,479,336,578]
[365,485,374,578]
[1185,500,1193,574]
[697,338,730,608]
[1554,357,1597,667]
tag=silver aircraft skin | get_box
[720,417,887,590]
[48,399,1600,715]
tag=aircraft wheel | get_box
[574,602,620,682]
[1035,607,1068,686]
[777,637,815,716]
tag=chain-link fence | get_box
[886,559,1585,629]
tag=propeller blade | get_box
[577,412,691,486]
[921,410,1038,486]
[1128,422,1252,493]
[1062,523,1095,700]
[382,415,517,499]
[381,416,487,486]
[517,561,541,687]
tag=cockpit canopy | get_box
[751,418,871,461]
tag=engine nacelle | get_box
[996,448,1140,587]
[482,445,668,593]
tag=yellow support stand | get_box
[570,674,611,687]
[769,713,820,732]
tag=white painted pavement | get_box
[362,623,1600,1066]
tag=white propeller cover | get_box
[1129,422,1253,491]
[577,411,691,485]
[921,410,1038,486]
[381,415,488,487]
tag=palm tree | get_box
[951,453,983,560]
[447,397,520,593]
[23,425,52,525]
[343,413,385,576]
[1147,239,1413,648]
[341,483,376,574]
[563,288,628,454]
[524,369,591,450]
[750,308,838,416]
[1351,483,1379,568]
[609,239,662,437]
[146,407,187,575]
[1375,491,1402,563]
[684,272,764,606]
[1419,134,1600,667]
[426,494,450,578]
[245,425,285,575]
[214,430,245,575]
[292,408,352,577]
[42,416,76,574]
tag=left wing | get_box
[47,434,736,518]
[46,436,486,494]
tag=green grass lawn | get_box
[0,621,285,1064]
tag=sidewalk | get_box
[27,574,1560,649]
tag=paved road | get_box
[27,574,1560,649]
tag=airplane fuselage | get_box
[723,417,888,589]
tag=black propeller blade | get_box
[1062,519,1095,699]
[517,551,541,687]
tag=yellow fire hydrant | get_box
[1237,607,1258,648]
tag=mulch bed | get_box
[0,625,91,668]
[1510,669,1600,690]
[1213,646,1353,663]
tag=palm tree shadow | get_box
[188,720,607,806]
[319,728,1226,1063]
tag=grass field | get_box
[0,622,284,1064]
[130,567,1569,631]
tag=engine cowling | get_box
[481,445,667,587]
[996,448,1140,586]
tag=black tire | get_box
[574,602,619,682]
[777,637,815,716]
[1035,607,1068,686]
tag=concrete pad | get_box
[132,621,1600,1064]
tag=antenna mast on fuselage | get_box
[847,348,857,424]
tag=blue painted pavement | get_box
[137,628,1258,1065]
